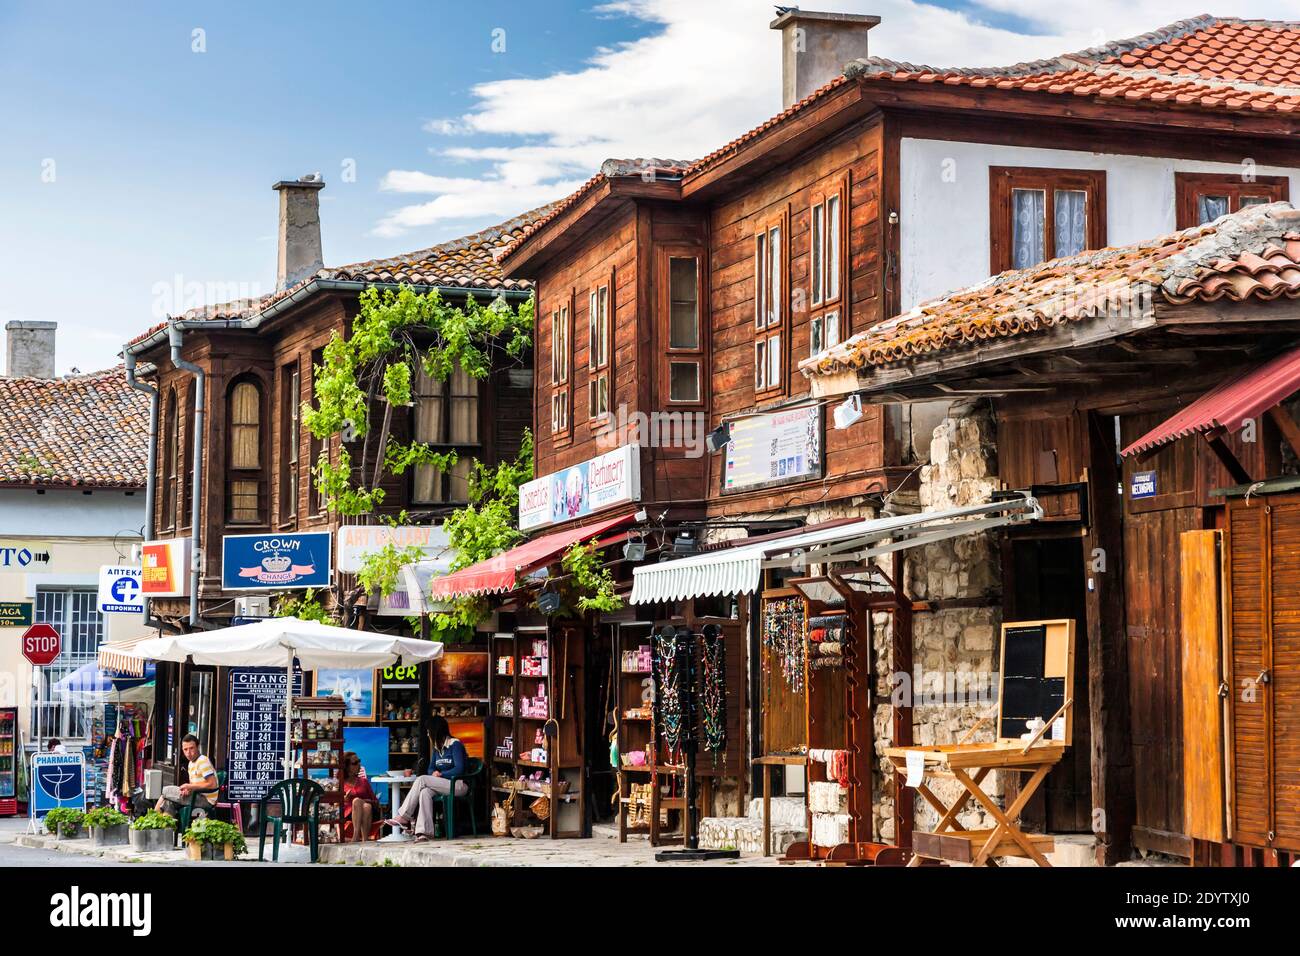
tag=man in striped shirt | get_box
[155,733,219,817]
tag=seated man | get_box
[155,733,218,818]
[383,716,467,841]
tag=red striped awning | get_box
[1122,346,1300,458]
[428,511,638,600]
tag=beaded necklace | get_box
[763,596,806,694]
[701,630,727,756]
[654,632,685,758]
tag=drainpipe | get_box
[168,323,205,628]
[124,352,159,621]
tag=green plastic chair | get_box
[257,779,323,862]
[438,758,484,839]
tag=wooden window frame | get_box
[411,362,481,508]
[587,271,613,424]
[1175,171,1289,229]
[181,381,195,530]
[658,244,706,408]
[809,178,848,357]
[225,375,267,526]
[161,389,178,531]
[550,293,572,443]
[307,346,327,518]
[989,167,1106,274]
[278,358,301,526]
[754,211,788,399]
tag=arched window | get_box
[162,390,178,529]
[227,378,264,524]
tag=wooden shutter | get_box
[1267,498,1300,849]
[1227,500,1270,846]
[1180,529,1227,843]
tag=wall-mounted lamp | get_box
[705,422,731,454]
[833,393,863,430]
[536,587,562,615]
[623,533,647,562]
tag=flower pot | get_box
[56,826,86,841]
[130,828,174,853]
[90,823,129,848]
[223,842,236,861]
[185,840,202,861]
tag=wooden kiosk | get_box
[885,619,1076,867]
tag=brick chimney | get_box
[770,9,880,110]
[273,174,325,292]
[5,320,56,378]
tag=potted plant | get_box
[85,806,130,847]
[182,818,246,861]
[43,807,86,840]
[129,809,177,852]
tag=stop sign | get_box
[21,623,61,667]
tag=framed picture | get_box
[447,719,486,760]
[313,668,378,722]
[429,651,490,701]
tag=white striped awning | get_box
[629,497,1042,605]
[97,635,156,677]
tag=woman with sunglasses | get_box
[341,751,381,842]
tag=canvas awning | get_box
[630,497,1042,605]
[1122,345,1300,458]
[427,510,639,600]
[97,634,160,678]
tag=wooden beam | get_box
[1267,404,1300,459]
[1203,432,1253,485]
[1081,411,1136,866]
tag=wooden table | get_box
[883,742,1065,867]
[754,754,806,857]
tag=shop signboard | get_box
[0,602,32,627]
[1130,470,1157,499]
[0,543,51,572]
[141,538,192,597]
[97,565,144,614]
[222,532,332,591]
[336,524,450,574]
[518,443,641,532]
[226,666,302,801]
[722,403,822,493]
[30,752,86,817]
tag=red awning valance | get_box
[428,511,638,600]
[1122,346,1300,458]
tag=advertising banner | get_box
[222,532,332,591]
[518,443,640,532]
[141,538,192,597]
[723,404,822,493]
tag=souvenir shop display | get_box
[102,705,149,812]
[290,695,345,845]
[763,596,806,694]
[488,625,586,838]
[0,708,17,815]
[652,628,686,758]
[378,667,423,776]
[806,613,846,670]
[700,627,727,756]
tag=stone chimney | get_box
[5,320,56,378]
[770,9,880,110]
[273,174,325,292]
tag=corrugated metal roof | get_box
[1121,344,1300,457]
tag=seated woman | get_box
[383,716,468,841]
[340,751,381,842]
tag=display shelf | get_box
[290,696,346,846]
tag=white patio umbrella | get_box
[126,617,442,778]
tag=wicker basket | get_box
[540,780,570,797]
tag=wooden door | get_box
[1180,529,1227,843]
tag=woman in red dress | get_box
[341,751,381,842]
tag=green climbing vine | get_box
[273,588,334,624]
[559,539,623,614]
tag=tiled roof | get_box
[800,202,1300,375]
[847,16,1300,114]
[0,367,148,488]
[496,159,693,262]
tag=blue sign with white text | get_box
[1130,470,1157,499]
[222,532,332,591]
[31,753,86,817]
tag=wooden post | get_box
[1082,410,1136,865]
[891,551,915,851]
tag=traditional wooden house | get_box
[480,11,1300,860]
[116,176,546,799]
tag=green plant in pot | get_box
[85,806,130,847]
[43,807,86,839]
[129,809,177,852]
[183,817,247,861]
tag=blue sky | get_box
[0,0,1293,373]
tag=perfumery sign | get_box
[222,532,332,591]
[722,403,822,494]
[518,443,641,532]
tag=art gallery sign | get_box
[518,443,640,532]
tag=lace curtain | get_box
[1012,189,1045,269]
[1054,189,1087,258]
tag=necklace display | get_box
[654,631,685,759]
[763,596,806,694]
[701,629,727,757]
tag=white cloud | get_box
[375,0,1300,238]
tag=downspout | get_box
[168,323,205,628]
[124,352,159,626]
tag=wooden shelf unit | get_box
[290,695,346,846]
[488,624,586,838]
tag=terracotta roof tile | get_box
[0,367,148,488]
[800,203,1300,376]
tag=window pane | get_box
[755,340,766,390]
[448,369,478,444]
[589,291,598,370]
[824,311,841,349]
[669,257,699,349]
[826,195,840,299]
[767,334,781,388]
[558,307,568,381]
[230,382,260,469]
[1011,189,1046,269]
[414,464,442,504]
[551,311,562,383]
[1197,194,1230,224]
[811,316,824,356]
[755,233,766,329]
[811,203,823,305]
[1239,195,1270,209]
[599,287,609,366]
[669,361,700,402]
[448,457,471,502]
[1054,189,1087,258]
[230,479,259,522]
[599,374,609,414]
[767,226,781,327]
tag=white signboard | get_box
[518,444,641,532]
[0,542,52,573]
[723,404,822,493]
[97,565,144,614]
[336,524,451,574]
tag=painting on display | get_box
[429,651,490,700]
[313,668,378,722]
[447,719,485,759]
